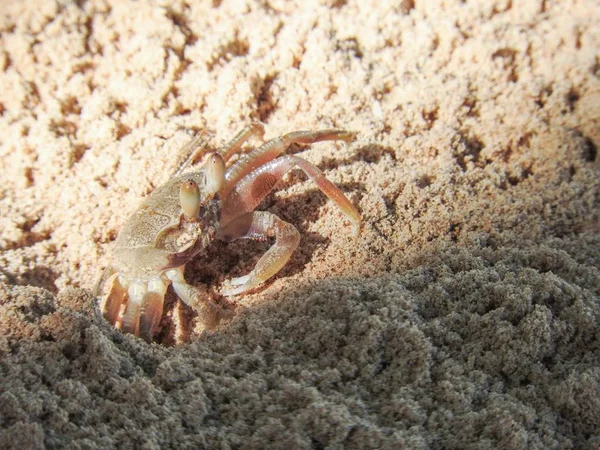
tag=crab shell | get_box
[112,171,219,280]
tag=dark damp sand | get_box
[1,1,599,448]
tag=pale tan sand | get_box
[1,0,599,448]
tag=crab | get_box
[94,123,360,342]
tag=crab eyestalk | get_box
[204,152,225,195]
[180,179,200,219]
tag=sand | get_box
[1,0,599,448]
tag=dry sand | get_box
[1,0,599,448]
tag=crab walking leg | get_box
[221,129,355,199]
[220,155,361,235]
[100,273,128,326]
[120,281,147,335]
[218,122,265,163]
[173,131,213,176]
[219,212,300,296]
[138,277,169,342]
[166,267,222,330]
[175,123,265,178]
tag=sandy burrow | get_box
[0,0,599,448]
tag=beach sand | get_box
[1,0,599,448]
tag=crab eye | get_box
[180,179,200,219]
[204,152,225,195]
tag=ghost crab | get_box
[95,122,360,342]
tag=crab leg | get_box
[219,155,361,234]
[220,129,355,199]
[166,267,225,330]
[218,122,265,163]
[121,281,147,335]
[173,131,213,176]
[217,154,360,296]
[219,211,300,296]
[100,273,127,326]
[174,122,266,177]
[138,277,168,342]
